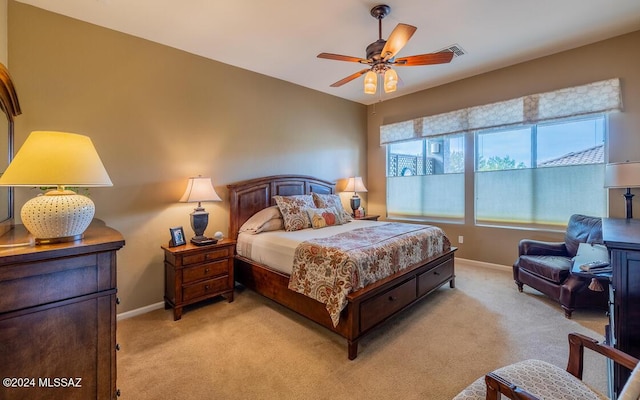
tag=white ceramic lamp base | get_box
[21,190,95,243]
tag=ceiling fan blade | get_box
[380,23,417,61]
[330,69,370,87]
[394,51,455,66]
[317,53,369,64]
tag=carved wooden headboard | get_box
[227,175,334,239]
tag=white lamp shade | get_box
[180,176,222,203]
[604,162,640,188]
[0,131,112,243]
[0,131,112,187]
[344,177,368,193]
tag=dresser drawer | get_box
[0,254,101,313]
[183,259,229,284]
[182,247,231,266]
[182,276,229,302]
[360,278,416,332]
[417,258,454,297]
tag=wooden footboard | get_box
[235,248,456,359]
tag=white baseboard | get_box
[457,257,511,272]
[117,301,165,321]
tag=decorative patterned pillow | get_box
[312,193,352,222]
[305,207,343,229]
[274,195,315,231]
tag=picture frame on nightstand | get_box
[169,226,186,247]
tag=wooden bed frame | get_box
[228,174,456,359]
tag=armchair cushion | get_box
[519,240,568,257]
[452,359,606,400]
[517,255,573,283]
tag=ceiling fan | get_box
[318,4,454,95]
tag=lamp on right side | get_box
[344,176,368,216]
[605,161,640,219]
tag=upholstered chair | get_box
[452,333,640,400]
[512,214,609,318]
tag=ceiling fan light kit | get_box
[318,4,455,96]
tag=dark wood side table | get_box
[162,239,236,320]
[0,221,125,400]
[354,214,380,221]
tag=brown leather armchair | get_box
[512,214,608,318]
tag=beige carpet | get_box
[117,261,608,399]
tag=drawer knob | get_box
[433,271,440,276]
[204,268,210,274]
[205,285,210,291]
[388,295,397,302]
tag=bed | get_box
[228,174,457,359]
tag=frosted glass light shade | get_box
[0,131,113,243]
[384,69,398,93]
[364,71,377,95]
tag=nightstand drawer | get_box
[183,276,229,302]
[183,259,229,284]
[182,247,231,266]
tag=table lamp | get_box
[344,176,368,216]
[0,131,113,243]
[180,176,221,245]
[605,161,640,219]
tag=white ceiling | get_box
[15,0,640,105]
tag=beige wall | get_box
[8,2,367,313]
[0,0,6,66]
[367,30,640,266]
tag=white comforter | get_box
[236,220,380,274]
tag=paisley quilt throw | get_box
[288,222,451,327]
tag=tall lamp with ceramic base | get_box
[344,176,368,217]
[180,176,221,246]
[605,161,640,219]
[0,131,112,244]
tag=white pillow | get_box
[572,243,609,270]
[239,206,284,234]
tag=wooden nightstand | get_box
[354,214,380,221]
[161,239,236,320]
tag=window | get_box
[381,79,619,228]
[386,135,465,221]
[475,115,606,227]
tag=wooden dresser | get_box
[0,222,125,400]
[602,217,640,397]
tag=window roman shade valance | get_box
[380,78,622,145]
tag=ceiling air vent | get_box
[439,44,466,58]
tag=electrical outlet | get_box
[458,236,464,244]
